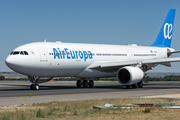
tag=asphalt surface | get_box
[1,81,180,97]
[1,81,180,106]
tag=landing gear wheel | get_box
[30,84,39,90]
[35,84,39,90]
[30,84,33,90]
[132,84,138,88]
[89,80,94,88]
[76,80,82,88]
[83,80,88,88]
[126,85,131,89]
[138,81,143,88]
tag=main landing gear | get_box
[126,81,143,89]
[76,80,94,88]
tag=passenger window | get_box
[20,51,24,55]
[24,51,29,55]
[13,51,20,55]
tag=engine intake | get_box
[117,66,144,85]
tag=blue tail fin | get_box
[150,9,176,48]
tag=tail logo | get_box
[164,23,173,39]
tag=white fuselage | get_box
[5,42,168,78]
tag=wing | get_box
[89,57,180,72]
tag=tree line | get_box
[0,76,5,80]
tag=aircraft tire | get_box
[30,84,39,90]
[35,84,39,90]
[83,80,88,88]
[89,80,94,88]
[132,84,138,88]
[126,85,131,89]
[30,84,33,90]
[138,81,143,88]
[76,80,82,88]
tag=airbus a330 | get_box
[6,9,180,90]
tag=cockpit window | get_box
[20,51,24,55]
[10,51,14,55]
[24,51,28,55]
[13,51,20,55]
[10,51,29,55]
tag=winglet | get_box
[151,9,176,48]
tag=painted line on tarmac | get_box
[22,98,59,101]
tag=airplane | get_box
[5,9,180,90]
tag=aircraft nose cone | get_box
[5,55,25,74]
[5,56,19,71]
[5,56,14,68]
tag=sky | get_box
[0,0,180,73]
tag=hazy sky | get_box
[0,0,180,72]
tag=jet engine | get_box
[117,66,144,85]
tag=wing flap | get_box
[142,57,180,64]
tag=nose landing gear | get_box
[29,76,40,90]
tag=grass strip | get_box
[1,97,180,120]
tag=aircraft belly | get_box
[21,60,91,77]
[76,68,116,78]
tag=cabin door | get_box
[38,47,47,62]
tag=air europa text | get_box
[53,48,93,61]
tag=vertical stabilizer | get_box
[150,9,176,48]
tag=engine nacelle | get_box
[117,66,144,85]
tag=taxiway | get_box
[1,81,180,106]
